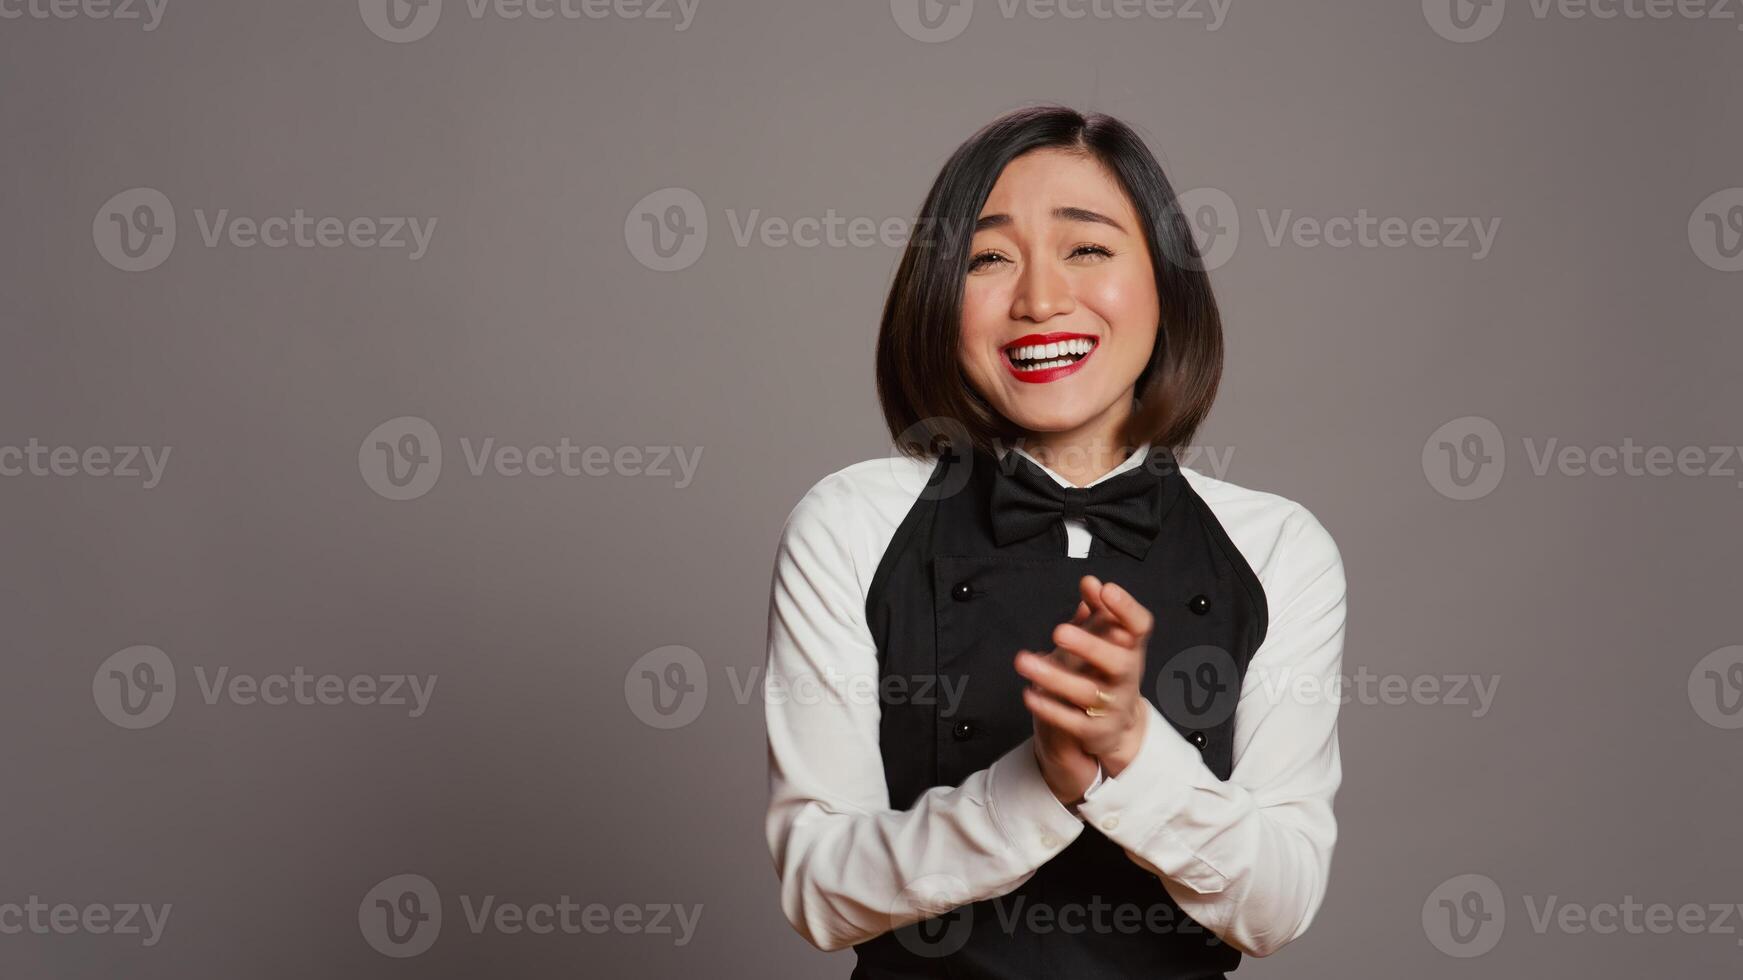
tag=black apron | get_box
[852,444,1269,979]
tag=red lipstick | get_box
[1001,331,1099,384]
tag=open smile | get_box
[1001,332,1100,384]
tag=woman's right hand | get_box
[1019,599,1102,805]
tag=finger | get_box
[1079,575,1104,612]
[1022,684,1093,738]
[1077,576,1137,646]
[1098,580,1154,641]
[1083,614,1137,650]
[1050,622,1138,684]
[1037,643,1086,675]
[1015,650,1108,711]
[1060,599,1104,672]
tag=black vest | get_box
[852,445,1269,980]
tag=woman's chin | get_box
[995,402,1109,438]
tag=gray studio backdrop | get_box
[3,1,1741,977]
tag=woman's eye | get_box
[968,244,1112,271]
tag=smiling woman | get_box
[875,111,1224,483]
[763,105,1347,980]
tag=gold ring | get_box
[1084,704,1107,718]
[1094,688,1115,705]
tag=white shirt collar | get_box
[995,441,1155,489]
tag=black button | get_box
[951,720,978,741]
[1187,594,1210,615]
[1187,730,1207,749]
[951,582,974,602]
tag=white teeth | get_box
[1008,337,1096,368]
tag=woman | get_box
[762,105,1347,979]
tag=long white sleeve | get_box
[1073,503,1347,957]
[762,474,1087,953]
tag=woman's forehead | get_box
[979,153,1134,225]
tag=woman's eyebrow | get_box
[974,206,1127,234]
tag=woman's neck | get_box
[1009,405,1139,488]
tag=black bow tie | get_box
[988,448,1167,559]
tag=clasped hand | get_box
[1013,575,1154,806]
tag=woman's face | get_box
[958,148,1160,443]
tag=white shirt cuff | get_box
[1071,762,1106,815]
[1072,700,1228,892]
[986,736,1088,861]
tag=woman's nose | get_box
[1009,256,1076,322]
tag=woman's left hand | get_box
[1015,574,1154,778]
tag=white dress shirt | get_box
[762,443,1347,959]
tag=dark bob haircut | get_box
[876,104,1224,459]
